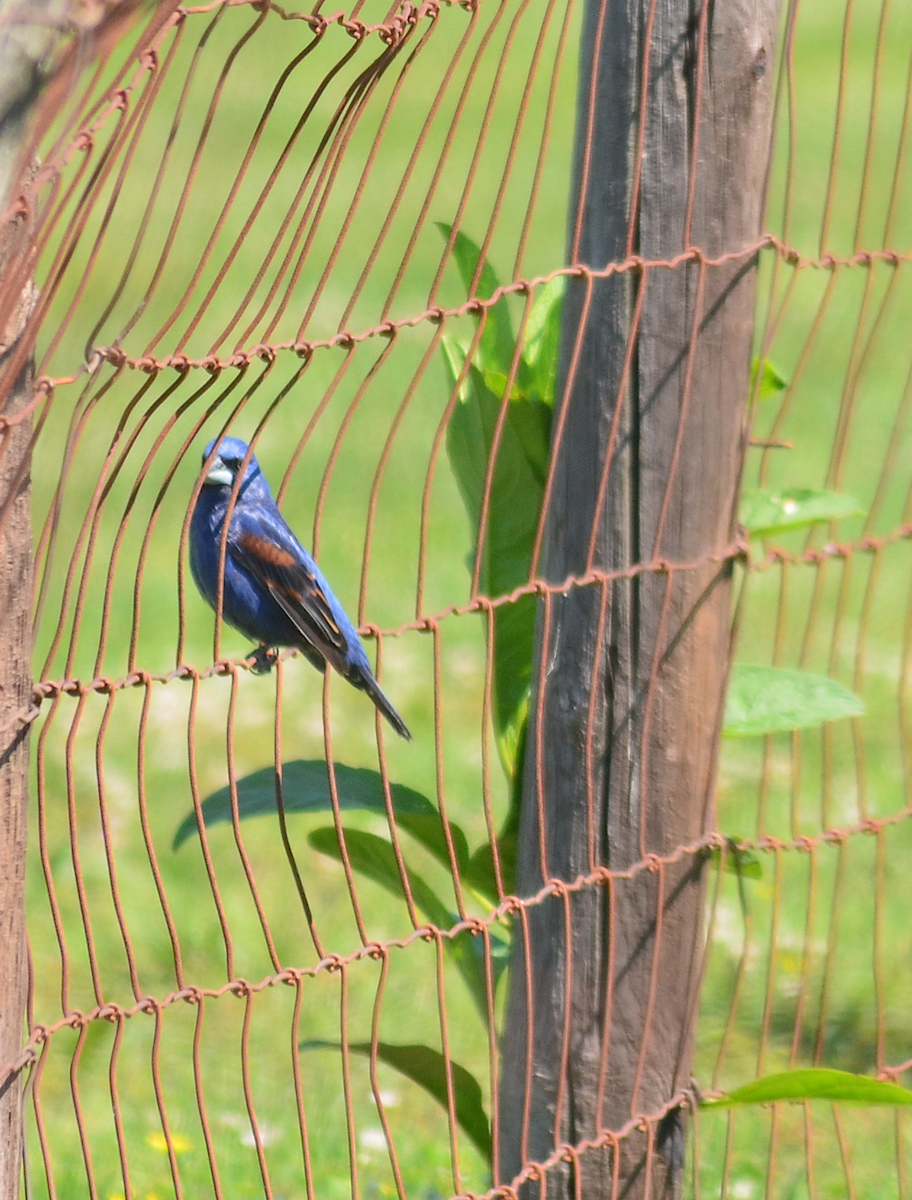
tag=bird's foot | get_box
[246,645,279,675]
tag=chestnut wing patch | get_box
[232,532,347,655]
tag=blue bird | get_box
[189,436,411,740]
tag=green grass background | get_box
[19,0,912,1196]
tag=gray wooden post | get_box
[0,2,65,1193]
[0,341,34,1200]
[0,275,35,1198]
[498,1,781,1197]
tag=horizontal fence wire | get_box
[1,0,912,1197]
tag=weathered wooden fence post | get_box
[0,232,34,1200]
[498,1,782,1196]
[0,2,61,1192]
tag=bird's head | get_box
[200,437,264,493]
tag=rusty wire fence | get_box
[1,0,912,1196]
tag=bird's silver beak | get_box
[204,458,234,487]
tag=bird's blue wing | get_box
[227,506,350,658]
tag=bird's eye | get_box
[223,457,241,470]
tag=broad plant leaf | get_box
[395,811,470,876]
[301,1040,492,1161]
[508,396,552,486]
[308,826,453,928]
[741,487,864,538]
[483,714,526,897]
[750,357,788,401]
[483,369,523,401]
[437,222,514,375]
[439,229,562,782]
[703,1069,912,1109]
[479,377,551,485]
[352,797,505,906]
[522,276,565,407]
[710,841,763,880]
[443,347,541,771]
[173,761,435,849]
[461,843,500,904]
[307,826,508,1015]
[723,665,864,737]
[496,695,528,790]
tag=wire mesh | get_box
[2,0,912,1196]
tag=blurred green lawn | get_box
[21,0,912,1196]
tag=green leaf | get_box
[490,598,538,763]
[487,929,512,983]
[703,1069,912,1109]
[438,234,559,779]
[496,694,529,783]
[437,223,513,375]
[444,361,541,744]
[710,841,763,880]
[506,396,552,488]
[520,276,564,405]
[307,826,453,928]
[460,842,502,905]
[750,357,788,401]
[173,761,435,849]
[307,826,499,1018]
[482,369,523,402]
[723,665,864,737]
[441,336,471,397]
[441,356,498,533]
[395,812,470,876]
[741,487,864,538]
[301,1040,491,1161]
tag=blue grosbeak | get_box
[189,436,411,740]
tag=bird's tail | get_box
[355,670,412,741]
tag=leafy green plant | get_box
[174,757,507,1007]
[174,753,506,1157]
[172,229,561,1165]
[438,223,564,781]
